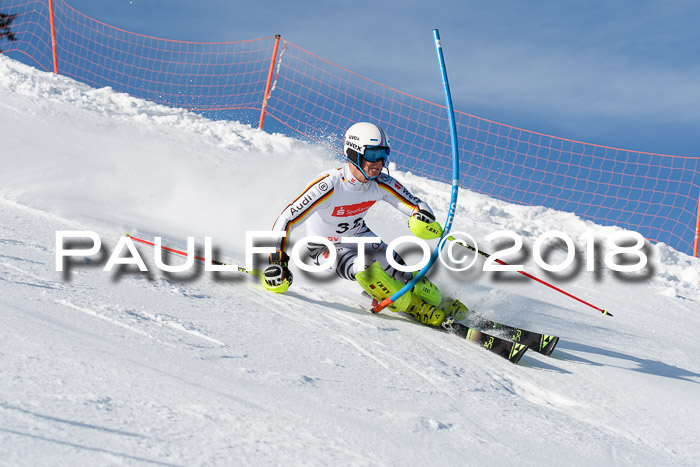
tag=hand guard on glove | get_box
[408,209,442,240]
[262,250,293,293]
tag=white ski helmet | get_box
[343,122,390,175]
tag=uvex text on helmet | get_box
[343,122,390,166]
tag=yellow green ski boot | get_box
[355,262,446,327]
[409,270,443,307]
[442,298,470,322]
[407,269,470,324]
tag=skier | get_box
[262,122,467,327]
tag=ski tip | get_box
[539,336,560,357]
[509,343,528,364]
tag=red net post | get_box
[259,34,281,129]
[47,0,57,73]
[694,191,700,257]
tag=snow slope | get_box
[1,55,699,466]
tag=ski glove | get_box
[262,250,293,293]
[412,209,435,224]
[408,209,442,240]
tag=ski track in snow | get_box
[1,55,700,465]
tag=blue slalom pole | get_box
[373,29,460,313]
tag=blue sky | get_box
[55,0,700,157]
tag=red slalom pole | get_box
[449,238,612,317]
[126,233,261,277]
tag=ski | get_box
[367,294,529,364]
[463,312,559,357]
[446,322,528,364]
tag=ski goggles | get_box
[362,146,390,163]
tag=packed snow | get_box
[1,55,699,466]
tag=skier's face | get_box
[360,158,384,180]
